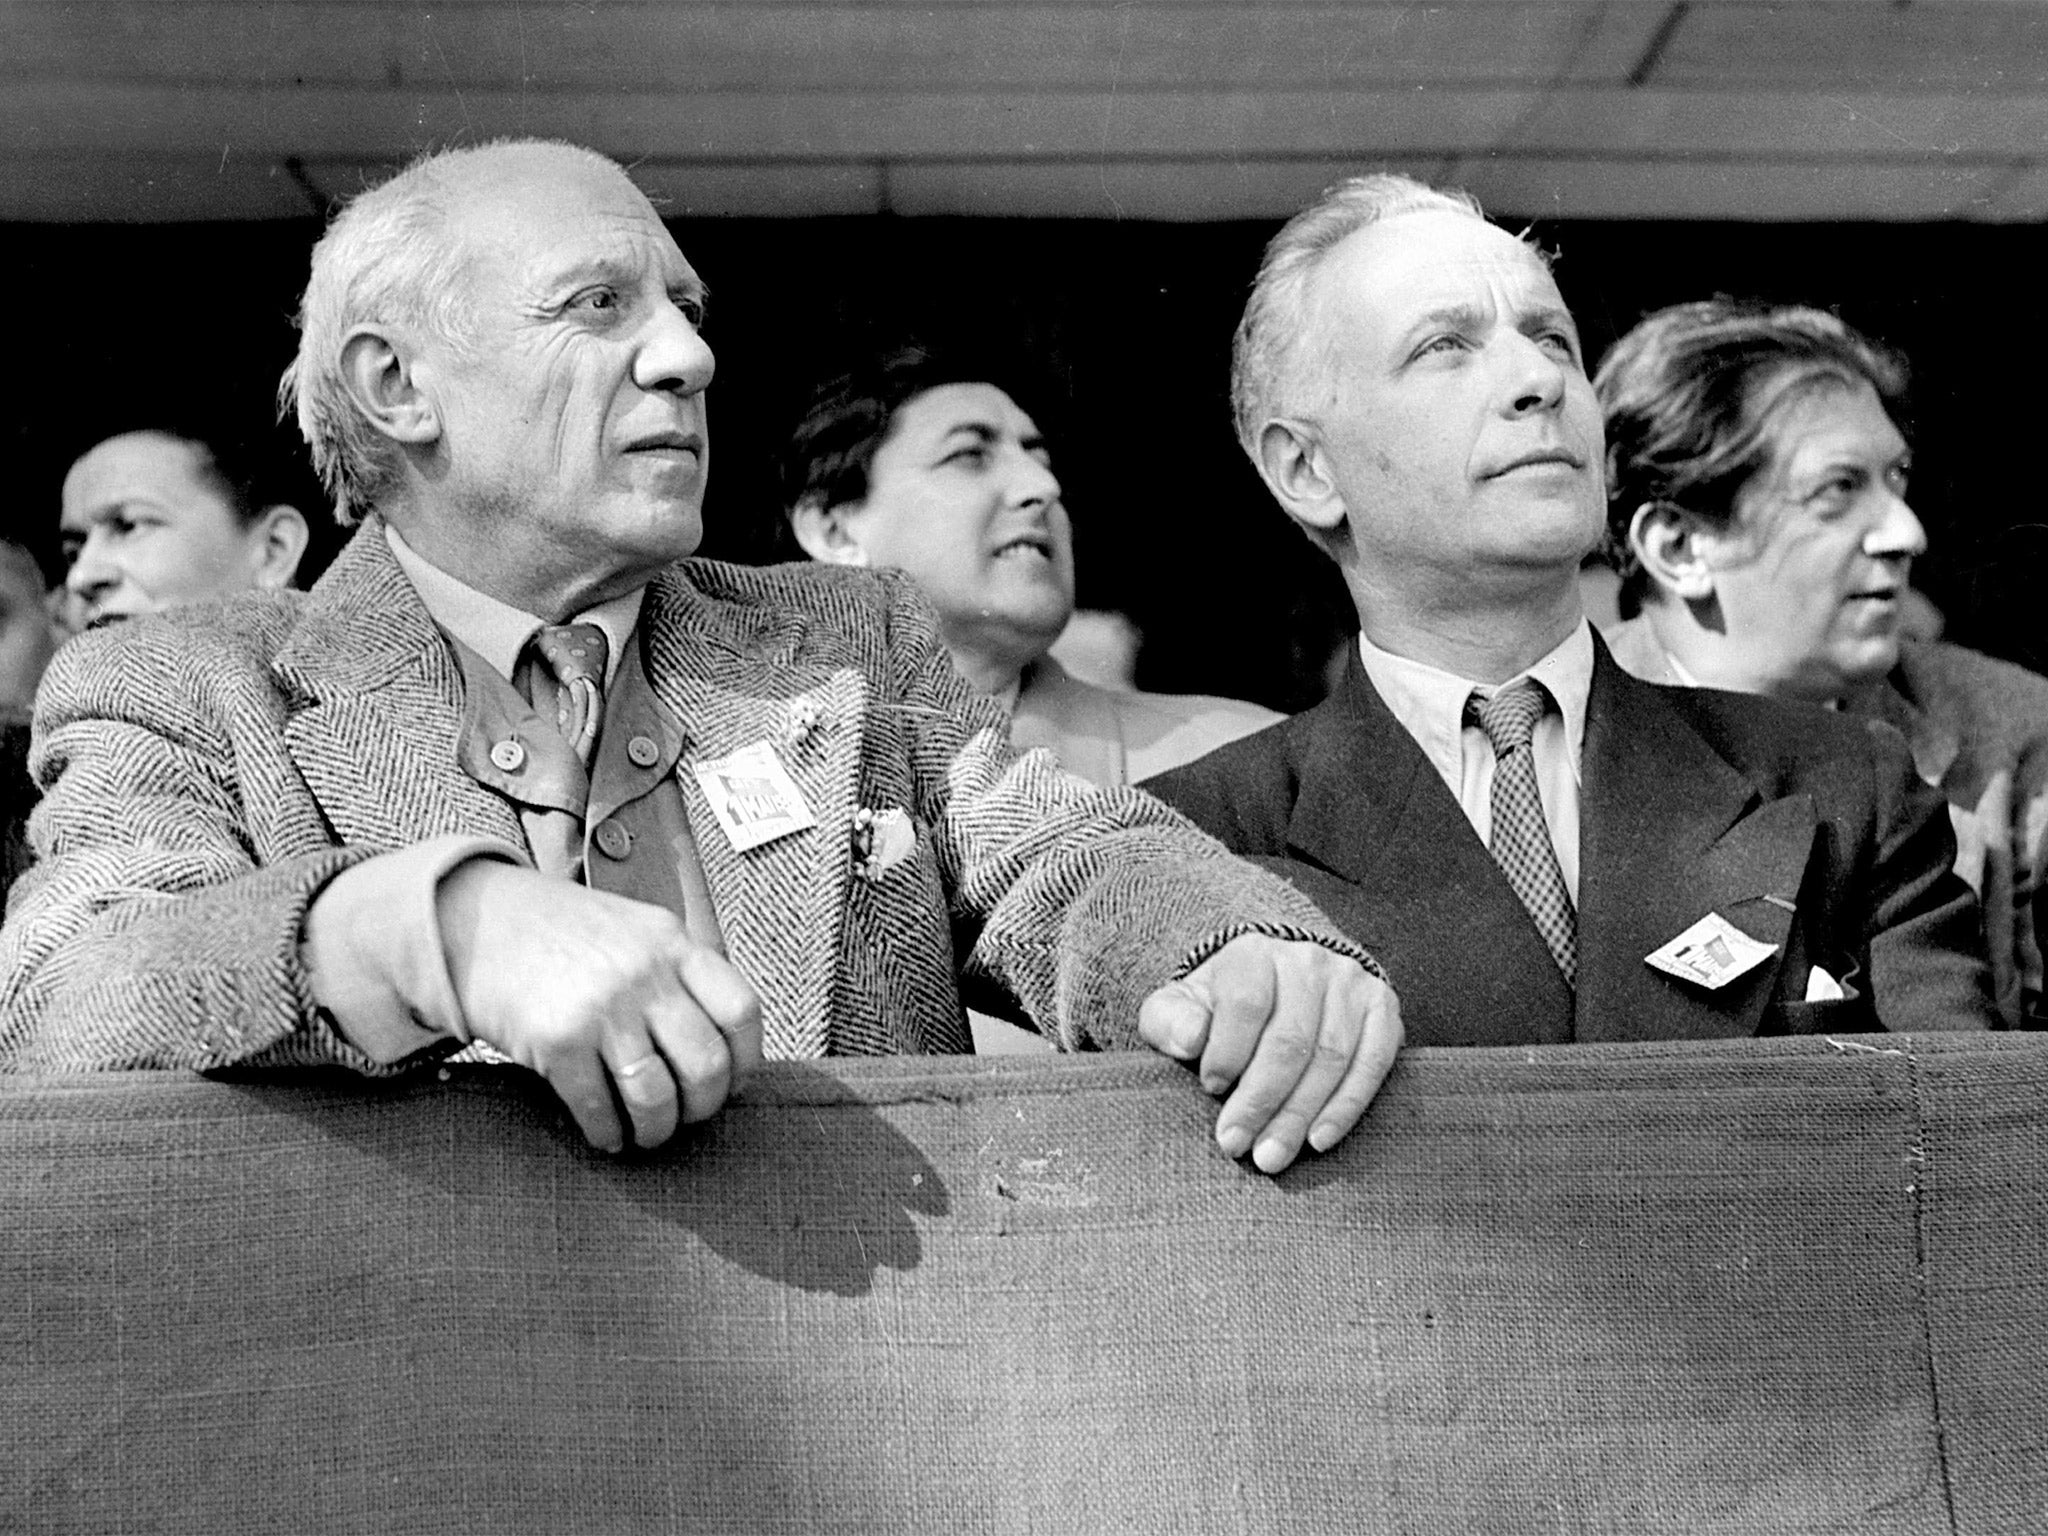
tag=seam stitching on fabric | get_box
[1903,1037,1962,1534]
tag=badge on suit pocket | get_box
[1645,911,1778,990]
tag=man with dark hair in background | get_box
[59,427,310,629]
[780,345,1278,789]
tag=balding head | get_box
[1231,173,1486,465]
[281,139,637,524]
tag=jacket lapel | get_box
[1283,654,1575,1045]
[275,522,524,852]
[638,573,855,1059]
[1578,644,1816,1041]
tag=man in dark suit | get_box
[1146,173,1995,1044]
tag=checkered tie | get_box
[525,623,610,765]
[1466,680,1578,985]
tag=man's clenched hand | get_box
[1138,935,1402,1174]
[437,862,763,1152]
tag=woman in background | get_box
[1598,298,2048,1025]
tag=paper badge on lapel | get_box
[1645,912,1778,991]
[690,741,817,852]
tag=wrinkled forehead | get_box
[62,433,220,516]
[447,150,697,292]
[1310,209,1567,340]
[1754,376,1905,478]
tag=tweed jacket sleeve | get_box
[0,606,385,1073]
[866,572,1373,1050]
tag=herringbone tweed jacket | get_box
[2,521,1359,1073]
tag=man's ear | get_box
[338,326,441,447]
[246,504,311,591]
[1255,418,1348,542]
[788,497,872,568]
[1628,501,1718,604]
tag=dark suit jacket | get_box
[1145,640,1997,1045]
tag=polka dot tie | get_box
[526,623,610,765]
[1465,680,1578,986]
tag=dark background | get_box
[5,214,2042,710]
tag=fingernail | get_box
[1307,1122,1337,1153]
[1200,1072,1229,1096]
[1217,1124,1252,1159]
[1253,1136,1288,1172]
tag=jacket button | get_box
[594,819,633,861]
[627,734,660,768]
[489,738,525,772]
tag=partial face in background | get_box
[0,546,57,713]
[1297,209,1605,590]
[420,146,716,585]
[1693,381,1924,699]
[835,383,1075,668]
[60,432,271,626]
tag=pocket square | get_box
[1804,965,1847,1003]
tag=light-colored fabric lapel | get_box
[1011,657,1127,787]
[1599,615,1685,686]
[638,571,857,1059]
[274,521,524,854]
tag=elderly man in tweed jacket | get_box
[1,140,1400,1175]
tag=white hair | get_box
[1229,173,1486,462]
[277,138,625,524]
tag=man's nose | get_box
[636,302,716,395]
[1502,332,1569,415]
[1866,490,1927,561]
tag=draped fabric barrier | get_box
[4,1035,2045,1534]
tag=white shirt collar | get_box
[1357,618,1595,777]
[384,523,642,685]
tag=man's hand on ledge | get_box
[438,864,765,1153]
[1138,935,1403,1175]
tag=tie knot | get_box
[1466,679,1550,756]
[530,623,609,691]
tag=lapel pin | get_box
[852,806,916,880]
[784,696,822,749]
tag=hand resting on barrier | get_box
[1139,933,1403,1174]
[433,869,1396,1168]
[437,861,765,1154]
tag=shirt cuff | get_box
[1175,923,1386,984]
[303,835,529,1064]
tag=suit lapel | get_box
[275,522,523,852]
[638,573,854,1059]
[1283,655,1575,1045]
[1578,645,1816,1041]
